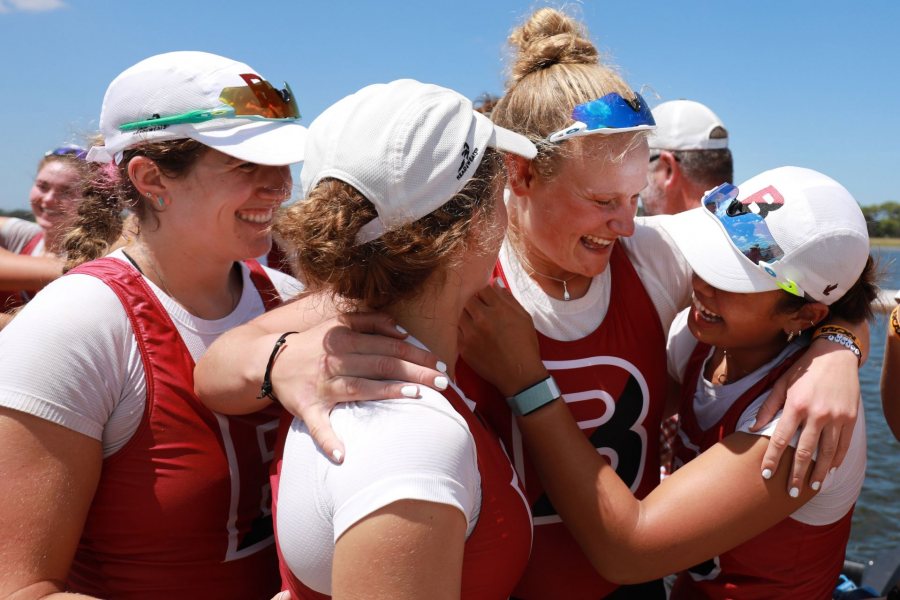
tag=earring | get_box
[786,329,801,343]
[156,196,166,208]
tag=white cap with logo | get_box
[300,79,537,244]
[648,99,728,151]
[660,166,869,305]
[87,51,307,166]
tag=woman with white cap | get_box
[0,51,305,599]
[204,78,536,599]
[504,166,875,598]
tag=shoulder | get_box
[0,218,41,252]
[247,262,304,301]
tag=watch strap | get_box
[507,376,561,416]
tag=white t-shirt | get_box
[666,308,866,526]
[0,217,44,255]
[276,358,482,596]
[0,249,303,457]
[500,215,693,341]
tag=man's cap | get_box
[648,99,728,151]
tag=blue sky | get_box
[1,0,897,211]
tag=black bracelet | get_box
[257,332,299,403]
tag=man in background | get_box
[641,99,733,216]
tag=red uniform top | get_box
[0,231,43,311]
[671,342,854,600]
[273,381,533,600]
[65,258,284,600]
[457,243,669,599]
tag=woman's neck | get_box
[506,236,592,302]
[707,339,789,386]
[128,237,241,320]
[379,284,464,380]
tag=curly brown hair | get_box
[277,149,504,310]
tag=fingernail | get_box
[400,385,418,398]
[395,324,408,335]
[331,449,344,463]
[811,481,821,491]
[750,418,757,429]
[762,468,773,480]
[829,467,837,476]
[494,277,506,288]
[434,376,449,390]
[436,360,448,373]
[789,487,799,498]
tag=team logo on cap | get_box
[728,185,785,220]
[457,142,480,180]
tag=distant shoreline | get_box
[872,238,900,247]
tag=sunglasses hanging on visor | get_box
[546,92,656,143]
[702,183,808,299]
[45,146,87,159]
[118,74,300,132]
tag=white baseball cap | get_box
[87,51,307,166]
[300,79,537,244]
[659,166,869,305]
[648,99,728,151]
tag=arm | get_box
[332,500,466,600]
[0,408,103,599]
[753,317,868,494]
[516,400,817,582]
[882,304,900,441]
[195,293,445,462]
[0,247,63,291]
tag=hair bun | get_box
[508,8,599,84]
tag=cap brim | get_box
[658,207,781,294]
[490,124,537,159]
[191,120,307,166]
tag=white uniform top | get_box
[500,215,693,341]
[276,347,482,596]
[0,217,44,254]
[667,308,866,526]
[0,249,303,457]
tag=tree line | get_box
[862,202,900,238]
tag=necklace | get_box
[715,349,752,385]
[509,242,579,301]
[124,247,239,315]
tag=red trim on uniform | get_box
[0,231,44,311]
[65,258,284,600]
[458,242,669,599]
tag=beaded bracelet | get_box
[812,325,862,365]
[257,331,299,403]
[891,304,900,339]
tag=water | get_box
[847,246,900,563]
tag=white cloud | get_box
[0,0,67,12]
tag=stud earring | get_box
[156,196,166,208]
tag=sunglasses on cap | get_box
[118,74,300,132]
[546,92,655,144]
[45,146,87,159]
[702,183,808,299]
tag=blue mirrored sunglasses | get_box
[702,183,806,298]
[546,92,656,143]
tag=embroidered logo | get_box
[457,142,479,180]
[823,283,838,296]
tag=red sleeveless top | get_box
[66,257,284,600]
[672,342,854,600]
[456,243,668,599]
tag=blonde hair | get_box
[492,7,642,179]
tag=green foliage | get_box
[861,201,900,238]
[0,209,35,222]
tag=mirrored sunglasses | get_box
[546,92,655,143]
[702,183,807,299]
[118,74,300,132]
[45,146,87,159]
